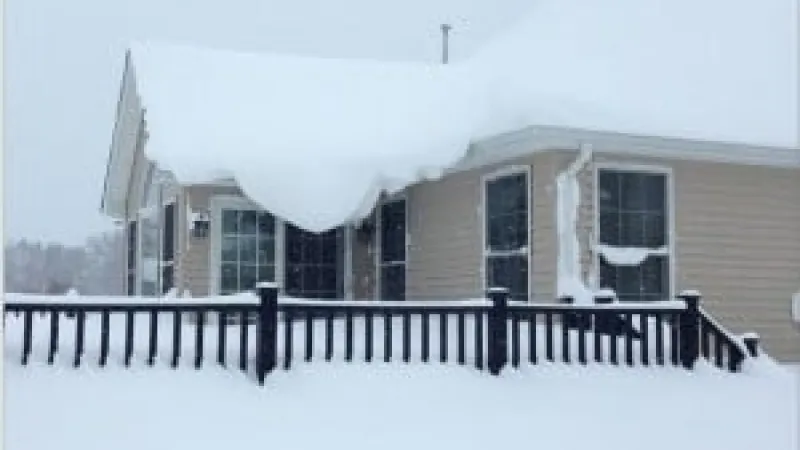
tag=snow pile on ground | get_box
[4,301,799,450]
[126,0,797,232]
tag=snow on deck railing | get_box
[276,297,492,308]
[3,292,260,305]
[509,300,686,310]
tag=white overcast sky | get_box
[5,0,533,245]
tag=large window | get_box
[378,198,406,301]
[127,221,137,296]
[484,170,529,301]
[161,203,175,294]
[285,224,345,299]
[219,209,276,295]
[597,169,670,302]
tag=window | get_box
[127,221,137,296]
[597,169,670,302]
[219,209,276,295]
[285,224,345,299]
[161,203,175,294]
[378,198,406,300]
[484,170,529,301]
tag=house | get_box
[100,3,799,362]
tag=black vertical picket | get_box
[624,313,634,366]
[670,312,680,366]
[284,311,293,370]
[149,309,159,366]
[439,312,447,363]
[701,326,711,359]
[384,311,392,363]
[305,312,313,362]
[593,312,603,363]
[609,321,619,366]
[365,310,373,363]
[48,310,59,365]
[325,311,334,361]
[529,312,537,363]
[578,312,587,365]
[714,331,724,368]
[402,312,411,363]
[562,312,571,363]
[172,311,181,368]
[511,312,520,368]
[655,313,664,366]
[545,312,554,362]
[474,310,484,370]
[74,310,85,367]
[22,310,33,365]
[195,311,205,369]
[217,311,226,367]
[421,311,430,363]
[99,309,110,367]
[124,310,134,367]
[457,313,465,365]
[345,310,354,362]
[639,313,649,366]
[239,309,248,372]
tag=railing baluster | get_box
[714,330,724,368]
[22,310,33,365]
[384,311,392,363]
[345,310,354,362]
[421,311,430,363]
[624,313,634,366]
[701,324,711,359]
[149,309,159,366]
[457,313,465,365]
[365,310,374,362]
[511,312,520,368]
[74,310,85,367]
[562,312,570,363]
[529,312,537,363]
[325,311,334,361]
[654,313,664,366]
[172,311,181,368]
[609,316,619,365]
[284,311,293,370]
[593,312,603,363]
[545,312,554,362]
[239,309,248,372]
[217,311,226,367]
[474,311,484,370]
[670,312,680,366]
[305,311,314,362]
[640,313,649,366]
[48,310,60,365]
[99,310,110,366]
[125,310,135,367]
[439,312,448,363]
[402,312,411,363]
[578,311,587,365]
[195,311,205,369]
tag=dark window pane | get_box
[381,199,406,263]
[616,265,640,297]
[486,173,527,218]
[257,212,275,236]
[239,236,257,263]
[645,175,666,212]
[258,237,275,265]
[220,263,238,292]
[599,258,616,290]
[380,265,406,301]
[321,267,338,295]
[619,173,649,211]
[240,211,258,235]
[240,264,257,291]
[163,203,175,261]
[285,266,302,293]
[127,274,136,296]
[598,171,619,211]
[619,212,646,247]
[258,264,275,283]
[221,236,238,262]
[161,266,174,294]
[514,212,529,248]
[487,255,528,301]
[643,213,667,247]
[599,211,620,246]
[641,255,669,297]
[222,210,239,234]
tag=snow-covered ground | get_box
[4,309,799,450]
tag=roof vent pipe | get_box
[441,24,452,64]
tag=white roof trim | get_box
[457,124,800,172]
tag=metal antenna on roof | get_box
[441,24,452,64]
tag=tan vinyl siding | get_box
[583,154,800,362]
[178,184,244,297]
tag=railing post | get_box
[678,290,701,370]
[487,287,509,376]
[256,283,279,385]
[741,332,760,358]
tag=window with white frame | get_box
[597,168,670,302]
[378,198,406,301]
[219,209,276,295]
[484,170,529,301]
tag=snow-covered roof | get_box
[109,0,798,232]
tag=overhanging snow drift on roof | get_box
[122,0,798,232]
